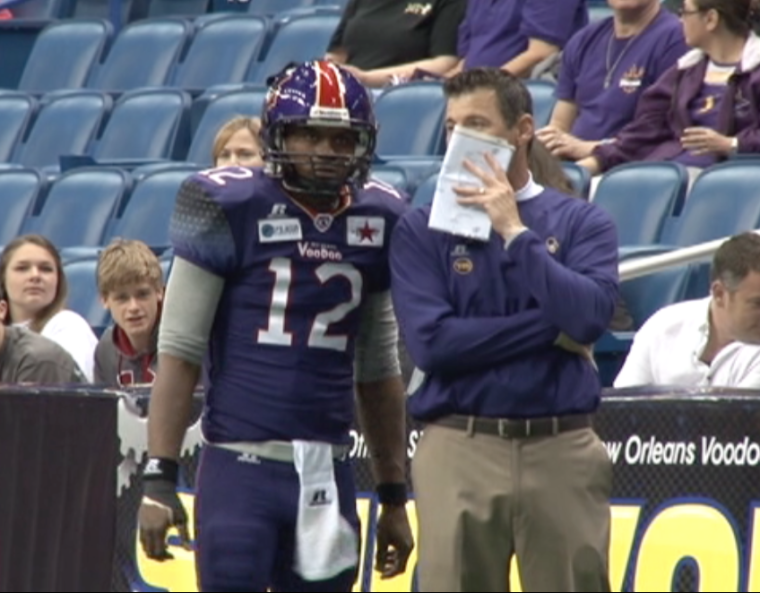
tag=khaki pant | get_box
[411,422,612,592]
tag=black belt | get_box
[431,413,593,439]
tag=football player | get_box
[137,60,414,592]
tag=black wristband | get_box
[143,457,179,484]
[376,482,408,506]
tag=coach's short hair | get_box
[711,232,760,290]
[443,67,533,128]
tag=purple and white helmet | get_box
[261,59,377,196]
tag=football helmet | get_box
[261,60,377,198]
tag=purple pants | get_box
[194,444,361,592]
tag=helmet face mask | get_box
[261,60,377,200]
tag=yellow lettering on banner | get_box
[609,504,642,591]
[509,556,522,591]
[634,502,740,592]
[136,492,199,592]
[353,497,372,592]
[746,506,760,592]
[132,496,760,592]
[369,501,419,592]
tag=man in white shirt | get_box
[615,232,760,389]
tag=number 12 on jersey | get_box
[257,257,363,352]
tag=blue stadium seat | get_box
[561,161,591,198]
[16,19,113,95]
[248,13,341,84]
[170,15,269,93]
[247,0,315,17]
[8,0,68,18]
[148,0,210,18]
[524,79,557,129]
[0,92,36,163]
[7,91,110,170]
[63,256,111,332]
[410,171,438,208]
[71,0,136,27]
[22,167,130,247]
[0,169,45,245]
[91,88,191,162]
[666,161,760,246]
[594,162,688,246]
[620,265,693,329]
[368,165,409,195]
[106,166,199,249]
[186,86,268,166]
[374,81,446,158]
[86,17,193,92]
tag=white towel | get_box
[292,440,359,582]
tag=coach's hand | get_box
[555,332,597,369]
[139,460,191,561]
[454,152,526,240]
[375,504,414,579]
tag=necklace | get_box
[604,29,638,89]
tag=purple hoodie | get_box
[592,32,760,172]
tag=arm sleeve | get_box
[169,176,238,277]
[354,290,401,383]
[157,257,225,366]
[502,204,619,345]
[389,211,560,375]
[326,0,359,51]
[591,65,679,171]
[654,29,689,79]
[734,76,760,153]
[554,32,581,101]
[16,353,85,384]
[455,2,473,57]
[428,0,466,57]
[520,0,585,47]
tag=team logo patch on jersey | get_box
[258,218,303,243]
[347,216,385,247]
[546,236,560,254]
[453,258,473,274]
[314,213,334,232]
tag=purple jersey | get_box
[169,167,408,445]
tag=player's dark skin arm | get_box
[356,375,415,578]
[138,354,200,559]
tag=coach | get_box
[389,67,619,592]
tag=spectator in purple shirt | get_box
[578,0,760,184]
[537,0,688,161]
[444,0,589,79]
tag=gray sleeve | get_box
[157,256,225,365]
[354,290,402,383]
[16,354,85,384]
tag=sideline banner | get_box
[0,388,118,593]
[2,386,759,591]
[114,386,760,592]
